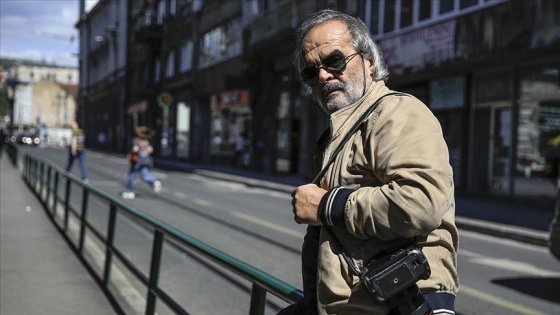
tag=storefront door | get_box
[489,105,512,194]
[472,103,512,194]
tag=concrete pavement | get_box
[0,156,117,315]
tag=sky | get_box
[0,0,99,68]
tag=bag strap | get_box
[312,92,404,186]
[312,92,406,275]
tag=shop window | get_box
[475,72,512,103]
[276,92,291,172]
[435,111,464,187]
[516,66,560,198]
[210,90,252,160]
[400,82,429,105]
[430,76,465,110]
[176,102,190,158]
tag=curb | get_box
[456,216,549,247]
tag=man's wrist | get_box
[318,186,354,228]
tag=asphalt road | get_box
[18,145,560,315]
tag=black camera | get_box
[360,244,432,315]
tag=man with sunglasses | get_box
[280,10,459,315]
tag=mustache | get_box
[322,81,345,94]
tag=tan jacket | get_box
[311,81,459,314]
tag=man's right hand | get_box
[291,184,327,226]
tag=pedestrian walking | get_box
[65,121,88,182]
[280,10,459,315]
[231,131,247,167]
[121,126,161,199]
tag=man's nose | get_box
[317,66,334,84]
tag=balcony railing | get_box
[246,0,318,46]
[133,10,162,43]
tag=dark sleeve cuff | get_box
[318,186,354,228]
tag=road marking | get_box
[194,198,211,207]
[173,191,187,198]
[459,249,560,277]
[460,285,546,315]
[233,211,305,238]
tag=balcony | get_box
[133,10,162,43]
[246,0,318,46]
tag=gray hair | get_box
[294,9,389,83]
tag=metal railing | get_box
[19,150,303,314]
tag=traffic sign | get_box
[158,91,173,107]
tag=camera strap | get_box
[312,92,406,276]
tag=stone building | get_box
[76,0,560,200]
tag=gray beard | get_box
[320,81,364,114]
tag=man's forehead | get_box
[302,20,351,57]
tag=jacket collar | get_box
[329,80,391,142]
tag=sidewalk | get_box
[0,156,116,315]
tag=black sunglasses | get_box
[300,51,362,86]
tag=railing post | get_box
[31,158,37,190]
[249,283,267,315]
[45,166,52,210]
[146,230,164,315]
[38,161,43,197]
[63,177,71,232]
[52,172,59,217]
[78,189,90,253]
[103,203,118,286]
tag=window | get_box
[383,0,396,33]
[157,0,166,24]
[372,0,504,37]
[199,18,242,67]
[180,41,193,72]
[170,0,176,15]
[419,0,432,21]
[440,0,454,14]
[460,0,478,9]
[154,58,161,82]
[370,0,379,34]
[176,102,190,158]
[400,0,413,28]
[166,50,175,78]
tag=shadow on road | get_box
[492,277,560,303]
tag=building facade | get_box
[77,0,560,200]
[1,60,78,143]
[76,0,128,152]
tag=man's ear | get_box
[365,54,375,78]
